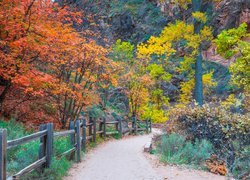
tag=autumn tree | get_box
[0,0,116,127]
[111,40,151,119]
[137,0,221,107]
[55,39,118,128]
[0,0,81,121]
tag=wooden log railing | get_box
[131,117,152,135]
[0,116,152,180]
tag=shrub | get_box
[168,104,250,178]
[158,133,213,168]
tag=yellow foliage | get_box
[179,79,195,104]
[179,72,217,104]
[140,105,168,123]
[178,56,195,75]
[137,21,213,59]
[202,72,218,95]
[221,94,237,109]
[174,0,192,10]
[192,11,207,23]
[137,21,193,58]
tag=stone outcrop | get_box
[212,0,250,36]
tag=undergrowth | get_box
[157,133,213,169]
[0,120,73,180]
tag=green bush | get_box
[22,157,72,180]
[231,145,250,179]
[158,133,213,168]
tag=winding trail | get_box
[64,131,227,180]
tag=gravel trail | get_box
[64,131,227,180]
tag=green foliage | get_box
[22,157,72,180]
[147,64,171,81]
[158,133,213,167]
[0,119,32,140]
[87,105,105,118]
[0,120,73,179]
[231,145,250,179]
[105,125,120,139]
[111,39,134,62]
[215,23,248,58]
[215,23,250,91]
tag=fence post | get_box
[45,123,53,168]
[99,118,103,138]
[149,119,152,133]
[134,116,137,135]
[69,121,75,160]
[93,118,96,142]
[132,116,135,133]
[103,117,106,139]
[146,119,149,134]
[89,117,93,142]
[39,124,47,171]
[0,129,7,180]
[82,119,86,152]
[76,120,81,162]
[119,119,122,138]
[115,120,118,132]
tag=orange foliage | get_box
[0,0,116,128]
[206,154,227,176]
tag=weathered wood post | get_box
[45,123,53,168]
[76,120,81,162]
[103,117,106,139]
[134,116,137,135]
[149,118,152,133]
[39,124,47,171]
[99,118,103,138]
[115,120,118,132]
[81,118,86,152]
[146,119,149,134]
[0,129,7,180]
[118,118,122,138]
[69,121,75,160]
[89,117,93,142]
[93,118,97,142]
[132,116,135,133]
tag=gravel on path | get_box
[64,130,227,180]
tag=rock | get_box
[211,0,250,36]
[144,141,152,152]
[162,81,180,102]
[110,11,135,41]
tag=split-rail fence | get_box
[0,117,152,180]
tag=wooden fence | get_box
[0,117,151,180]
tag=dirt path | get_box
[64,130,227,180]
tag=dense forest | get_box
[0,0,249,179]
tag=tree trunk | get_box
[194,51,203,106]
[192,0,203,106]
[0,81,11,113]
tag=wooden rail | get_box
[0,116,151,180]
[7,130,47,150]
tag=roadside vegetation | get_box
[1,120,72,180]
